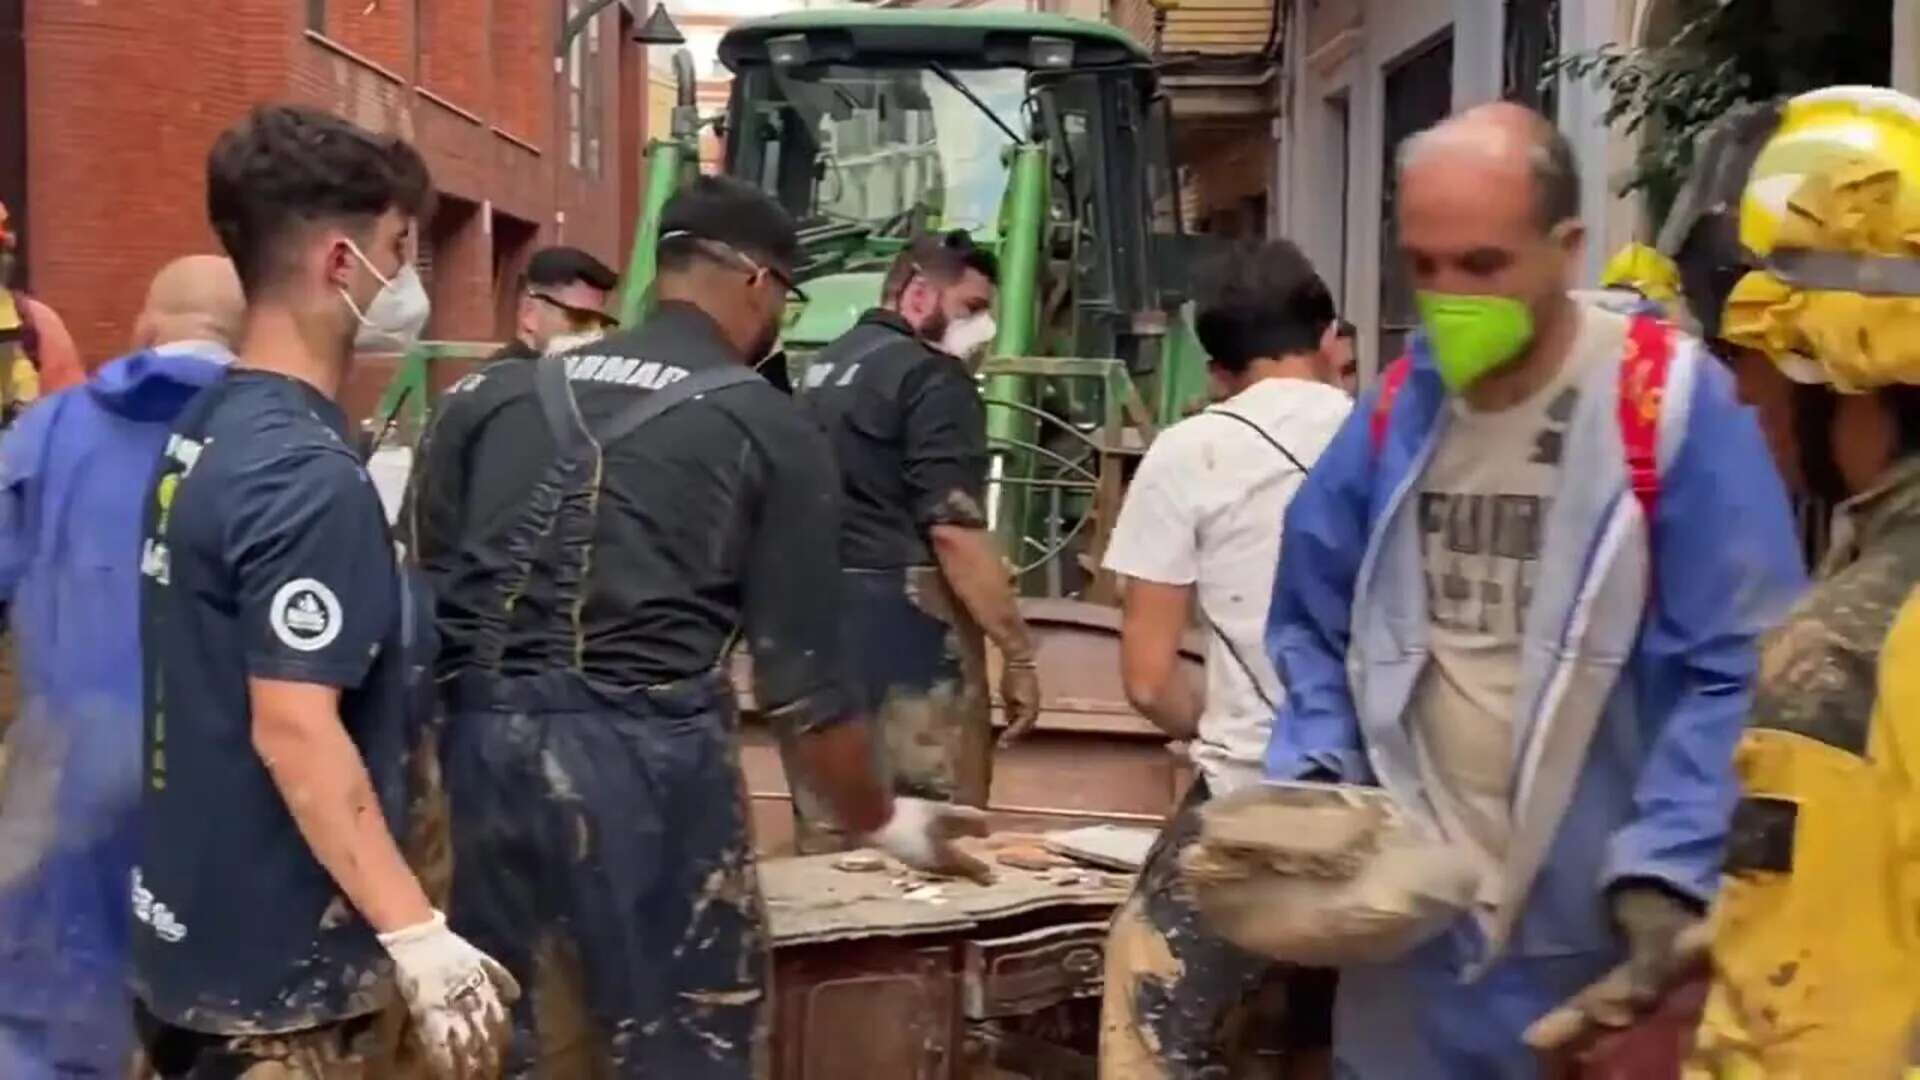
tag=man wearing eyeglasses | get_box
[411,177,991,1077]
[499,246,618,361]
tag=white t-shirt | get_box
[1103,377,1354,794]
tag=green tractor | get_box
[375,9,1220,600]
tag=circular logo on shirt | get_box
[269,578,343,653]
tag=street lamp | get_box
[560,0,682,56]
[633,4,685,46]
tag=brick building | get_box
[6,0,660,418]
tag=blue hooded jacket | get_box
[0,344,227,1076]
[1263,321,1806,1077]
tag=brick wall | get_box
[27,0,633,380]
[422,0,489,113]
[22,0,267,362]
[492,0,547,145]
[321,0,411,79]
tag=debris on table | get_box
[766,843,1135,946]
[901,884,948,904]
[1043,824,1159,872]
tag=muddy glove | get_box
[996,656,1043,747]
[379,910,520,1080]
[868,796,996,884]
[1611,881,1704,1011]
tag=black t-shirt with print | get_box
[800,309,990,570]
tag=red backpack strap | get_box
[1617,315,1673,526]
[1370,354,1413,456]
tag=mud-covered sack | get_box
[1178,782,1479,966]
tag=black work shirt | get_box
[136,370,415,1034]
[410,302,851,730]
[801,309,990,569]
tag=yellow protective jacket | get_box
[1689,456,1920,1078]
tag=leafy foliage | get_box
[1548,0,1890,229]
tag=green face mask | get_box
[1416,291,1535,394]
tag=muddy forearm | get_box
[788,720,893,834]
[929,524,1033,662]
[249,682,433,934]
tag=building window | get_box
[564,0,603,176]
[1379,32,1454,366]
[306,0,325,32]
[1504,0,1560,121]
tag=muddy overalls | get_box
[438,356,769,1079]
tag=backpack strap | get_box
[1206,408,1309,473]
[1369,354,1413,456]
[1617,314,1673,527]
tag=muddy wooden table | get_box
[761,848,1137,1079]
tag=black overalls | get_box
[440,356,769,1079]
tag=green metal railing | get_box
[976,353,1156,601]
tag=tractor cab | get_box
[717,12,1195,382]
[716,13,1215,600]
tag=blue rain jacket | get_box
[0,344,227,1077]
[1263,325,1806,1078]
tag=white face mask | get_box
[342,240,431,350]
[940,311,997,364]
[542,328,608,357]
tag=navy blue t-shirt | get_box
[134,369,414,1035]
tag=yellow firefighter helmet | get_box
[1722,86,1920,391]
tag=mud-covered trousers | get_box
[783,566,990,854]
[441,670,768,1079]
[1100,779,1336,1078]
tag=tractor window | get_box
[1145,96,1181,237]
[731,64,1025,239]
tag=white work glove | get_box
[865,797,995,884]
[378,910,520,1080]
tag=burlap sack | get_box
[1179,782,1479,966]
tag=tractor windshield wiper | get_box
[927,61,1023,147]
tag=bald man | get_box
[1261,103,1803,1076]
[0,256,243,1078]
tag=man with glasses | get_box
[413,176,990,1077]
[792,231,1041,854]
[405,246,616,528]
[501,246,618,361]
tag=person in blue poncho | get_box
[0,255,242,1078]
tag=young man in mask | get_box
[793,230,1040,854]
[1098,239,1352,1078]
[414,176,991,1077]
[1261,102,1806,1076]
[133,106,516,1079]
